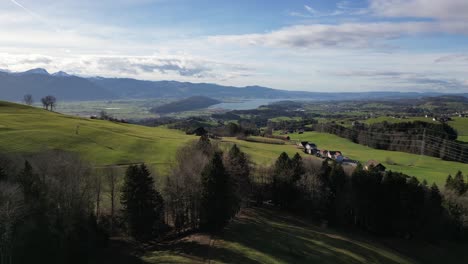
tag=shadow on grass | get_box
[213,207,413,264]
[146,240,261,264]
[98,238,146,264]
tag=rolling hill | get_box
[0,101,195,173]
[0,101,466,187]
[151,96,220,114]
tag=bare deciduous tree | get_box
[105,166,118,234]
[164,141,211,231]
[23,94,33,106]
[40,95,57,111]
[0,183,23,264]
[94,173,103,219]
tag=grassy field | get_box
[141,207,467,264]
[363,116,468,143]
[288,132,468,187]
[449,117,468,142]
[54,99,167,119]
[219,137,304,166]
[363,116,438,125]
[1,101,466,186]
[0,101,196,174]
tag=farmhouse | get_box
[327,151,342,160]
[300,141,318,155]
[365,160,386,172]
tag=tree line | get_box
[2,137,467,263]
[314,121,468,163]
[22,94,57,111]
[252,152,468,241]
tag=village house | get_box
[365,160,386,172]
[300,142,318,155]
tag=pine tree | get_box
[291,153,305,182]
[225,144,251,211]
[18,161,43,204]
[200,152,232,232]
[445,174,454,189]
[329,162,346,195]
[452,171,466,195]
[0,165,6,181]
[197,134,212,155]
[272,152,292,207]
[121,164,165,241]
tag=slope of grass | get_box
[1,101,466,186]
[363,116,438,125]
[288,132,468,187]
[449,117,468,142]
[143,207,467,264]
[0,101,196,173]
[219,138,304,166]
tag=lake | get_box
[209,98,312,110]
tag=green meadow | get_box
[142,207,467,264]
[1,101,466,187]
[449,117,468,142]
[0,101,196,174]
[288,132,468,187]
[363,116,438,125]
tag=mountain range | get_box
[0,68,466,102]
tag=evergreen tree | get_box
[452,171,466,195]
[0,165,6,181]
[121,164,165,241]
[197,134,212,155]
[291,153,305,182]
[446,174,454,189]
[18,161,44,205]
[329,161,346,195]
[200,152,233,231]
[225,144,251,211]
[274,152,292,179]
[272,152,292,208]
[327,162,347,224]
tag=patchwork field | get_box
[141,207,467,264]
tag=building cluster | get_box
[298,141,386,172]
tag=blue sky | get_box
[1,0,468,92]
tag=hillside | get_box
[0,101,195,173]
[137,207,466,264]
[287,132,468,187]
[1,101,466,187]
[151,96,221,114]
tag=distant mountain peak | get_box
[21,68,50,75]
[52,71,71,77]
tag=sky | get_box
[1,0,468,93]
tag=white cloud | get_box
[209,22,439,49]
[370,0,468,21]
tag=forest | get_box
[1,135,467,264]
